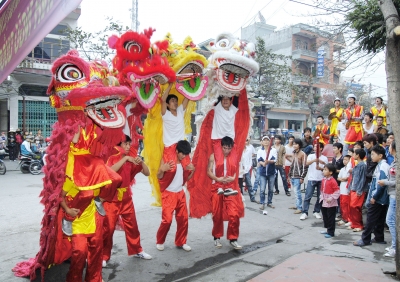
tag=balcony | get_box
[17,58,52,70]
[291,75,330,87]
[334,60,347,71]
[292,49,317,62]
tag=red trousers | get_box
[102,195,142,261]
[285,166,291,188]
[212,193,240,240]
[340,194,350,222]
[349,191,366,229]
[66,213,103,282]
[156,190,188,246]
[65,167,122,221]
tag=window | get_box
[295,40,301,50]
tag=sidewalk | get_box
[249,252,393,282]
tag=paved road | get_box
[0,160,396,281]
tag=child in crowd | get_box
[320,163,340,238]
[353,145,390,246]
[380,141,396,257]
[301,128,313,155]
[347,149,368,232]
[337,155,351,226]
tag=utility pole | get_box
[131,0,139,31]
[22,95,26,133]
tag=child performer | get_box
[347,149,368,232]
[337,155,351,226]
[102,135,152,267]
[319,164,340,238]
[353,145,390,246]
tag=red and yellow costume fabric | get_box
[102,146,144,262]
[329,107,343,137]
[344,105,364,145]
[313,124,330,145]
[370,105,387,126]
[63,180,104,282]
[211,142,243,239]
[12,50,131,281]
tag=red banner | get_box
[0,0,82,83]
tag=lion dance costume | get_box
[187,32,259,240]
[12,50,131,281]
[142,34,209,206]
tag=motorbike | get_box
[19,154,43,175]
[0,159,6,175]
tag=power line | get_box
[288,0,347,16]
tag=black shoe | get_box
[224,188,238,196]
[62,218,73,236]
[94,197,106,216]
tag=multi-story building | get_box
[0,8,81,137]
[241,22,346,136]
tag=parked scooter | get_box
[18,154,43,175]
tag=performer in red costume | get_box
[102,135,152,267]
[343,94,364,155]
[156,140,195,251]
[207,136,243,250]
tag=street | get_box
[0,160,396,282]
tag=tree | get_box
[316,0,400,276]
[251,37,297,105]
[62,17,129,65]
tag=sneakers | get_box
[217,188,224,195]
[180,244,191,252]
[345,222,352,227]
[335,217,340,222]
[259,204,265,210]
[313,212,322,219]
[94,196,106,216]
[324,234,333,238]
[337,220,346,226]
[102,260,107,268]
[300,213,308,220]
[214,238,222,248]
[384,249,396,257]
[386,246,393,252]
[346,226,353,230]
[294,209,302,214]
[224,188,238,196]
[62,218,73,236]
[267,204,275,209]
[156,244,164,251]
[352,228,363,232]
[134,251,152,260]
[230,241,242,250]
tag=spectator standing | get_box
[241,138,257,202]
[284,136,295,191]
[288,138,308,214]
[299,142,327,220]
[273,136,290,196]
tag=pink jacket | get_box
[319,177,340,207]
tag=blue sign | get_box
[317,47,325,78]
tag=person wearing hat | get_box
[329,98,344,141]
[370,97,387,126]
[343,94,364,155]
[20,135,37,158]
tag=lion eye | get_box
[56,64,84,82]
[216,39,230,48]
[124,41,142,53]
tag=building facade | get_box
[241,22,346,137]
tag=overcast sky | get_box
[78,0,387,99]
